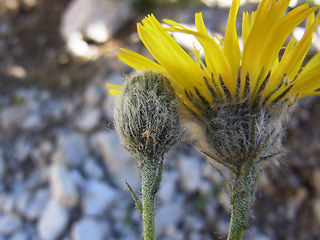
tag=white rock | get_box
[201,160,225,183]
[90,131,140,190]
[65,33,98,59]
[189,233,203,240]
[26,189,50,221]
[75,107,101,132]
[109,196,132,222]
[37,200,70,240]
[71,217,106,240]
[313,197,320,223]
[0,194,15,214]
[32,140,53,163]
[15,191,31,217]
[69,169,85,188]
[83,157,104,179]
[22,112,43,131]
[0,150,5,179]
[82,179,117,216]
[157,170,179,203]
[52,133,89,167]
[0,214,22,235]
[156,203,183,238]
[85,22,108,43]
[14,137,33,162]
[184,216,205,232]
[10,231,28,240]
[286,188,307,220]
[50,163,79,207]
[164,225,184,240]
[312,169,320,195]
[25,169,46,190]
[103,73,123,119]
[0,106,30,135]
[60,0,132,43]
[84,84,104,106]
[177,155,203,193]
[217,191,231,213]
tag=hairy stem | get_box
[227,165,257,240]
[141,161,157,240]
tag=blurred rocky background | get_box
[0,0,320,239]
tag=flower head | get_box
[115,0,320,172]
[114,71,182,163]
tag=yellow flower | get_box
[115,0,320,112]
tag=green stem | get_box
[227,166,257,240]
[141,161,157,240]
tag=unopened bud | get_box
[114,71,182,165]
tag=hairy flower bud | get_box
[189,95,292,173]
[114,71,182,164]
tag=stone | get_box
[177,155,203,193]
[157,170,179,203]
[65,33,98,59]
[217,191,231,213]
[69,169,85,188]
[313,197,320,223]
[10,231,28,240]
[156,203,183,238]
[0,214,22,235]
[286,188,307,220]
[0,106,29,135]
[103,73,123,119]
[14,137,33,162]
[25,169,46,190]
[189,233,203,240]
[31,140,53,164]
[201,161,225,183]
[84,83,104,106]
[74,107,101,132]
[0,194,15,214]
[184,216,205,232]
[15,191,32,217]
[109,195,132,222]
[26,189,50,221]
[82,179,117,216]
[60,0,133,43]
[52,133,89,167]
[312,169,320,195]
[22,112,43,131]
[164,225,184,240]
[0,149,5,179]
[71,217,106,240]
[37,200,70,240]
[43,99,65,121]
[90,131,140,190]
[83,157,104,179]
[50,163,79,207]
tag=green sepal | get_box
[126,181,143,216]
[152,157,164,195]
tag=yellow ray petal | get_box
[118,48,164,71]
[106,83,122,96]
[259,5,317,76]
[291,69,320,97]
[224,0,241,91]
[195,12,210,37]
[243,2,316,100]
[106,83,122,89]
[167,22,234,95]
[137,14,207,95]
[241,11,252,53]
[299,50,320,75]
[265,12,320,97]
